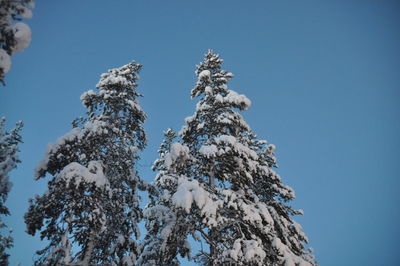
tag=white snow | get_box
[184,115,195,124]
[215,113,250,131]
[215,94,224,103]
[198,70,211,81]
[171,179,194,213]
[221,189,274,227]
[243,240,266,262]
[0,49,11,73]
[97,74,129,87]
[58,161,109,189]
[229,239,242,261]
[204,86,213,94]
[0,1,34,77]
[214,135,258,160]
[0,120,20,199]
[271,231,313,266]
[273,183,295,199]
[84,120,108,136]
[225,90,251,110]
[19,6,33,18]
[143,203,177,252]
[34,120,109,179]
[35,128,83,179]
[171,177,222,226]
[164,143,190,170]
[196,122,205,130]
[9,22,31,54]
[80,89,96,102]
[199,144,218,158]
[224,239,266,264]
[95,63,138,88]
[256,203,274,225]
[268,144,276,152]
[196,101,212,112]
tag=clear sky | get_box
[1,1,399,265]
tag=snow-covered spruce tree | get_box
[0,0,34,84]
[25,61,147,265]
[0,118,22,265]
[141,50,316,266]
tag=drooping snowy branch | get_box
[0,0,34,84]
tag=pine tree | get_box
[0,0,34,84]
[25,61,147,265]
[141,50,316,266]
[0,117,23,265]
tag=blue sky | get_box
[1,1,400,265]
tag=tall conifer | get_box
[141,51,316,266]
[25,61,146,265]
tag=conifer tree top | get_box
[35,61,146,180]
[191,50,251,111]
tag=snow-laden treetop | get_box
[181,50,253,145]
[81,61,145,123]
[35,61,146,180]
[191,49,251,110]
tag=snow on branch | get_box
[0,0,35,84]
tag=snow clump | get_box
[0,49,11,73]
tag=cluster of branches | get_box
[0,0,34,84]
